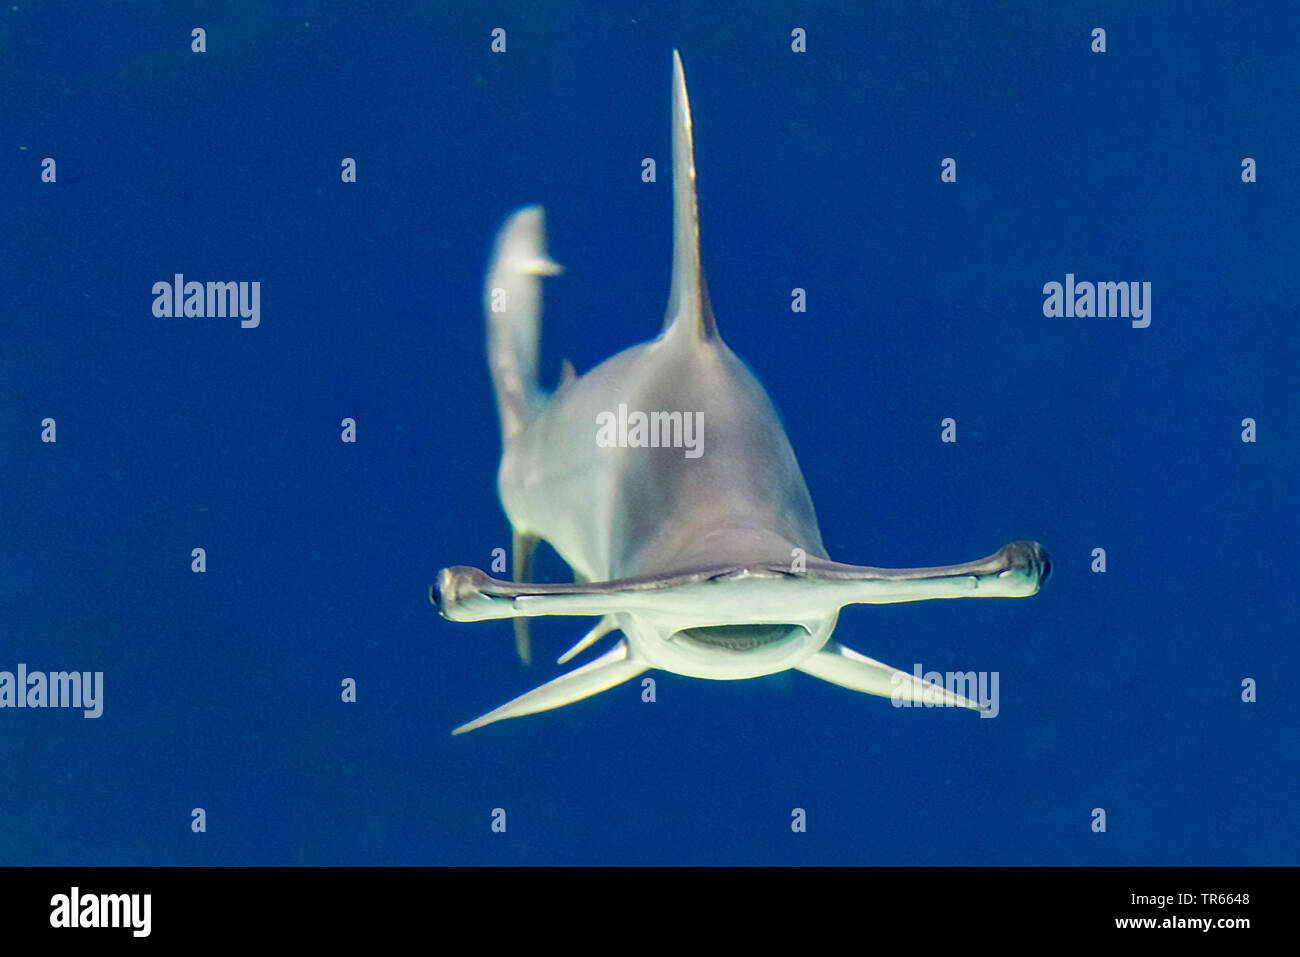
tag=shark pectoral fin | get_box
[797,641,984,712]
[557,614,620,664]
[810,540,1052,606]
[512,531,541,666]
[451,639,647,735]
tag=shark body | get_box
[434,52,1050,735]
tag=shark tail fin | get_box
[484,205,563,442]
[452,639,647,735]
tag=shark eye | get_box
[670,623,809,653]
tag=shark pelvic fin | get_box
[557,614,620,664]
[511,530,541,665]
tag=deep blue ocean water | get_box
[1,2,1296,865]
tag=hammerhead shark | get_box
[434,51,1049,735]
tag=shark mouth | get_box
[670,623,810,653]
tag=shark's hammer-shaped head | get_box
[434,539,1049,721]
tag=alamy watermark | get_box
[0,664,103,718]
[596,403,703,458]
[50,887,150,937]
[1042,273,1151,328]
[891,663,999,717]
[152,274,260,328]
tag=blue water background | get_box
[1,2,1296,864]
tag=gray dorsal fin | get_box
[661,50,718,342]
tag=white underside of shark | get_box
[434,51,1050,735]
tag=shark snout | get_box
[1001,540,1051,588]
[432,566,495,620]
